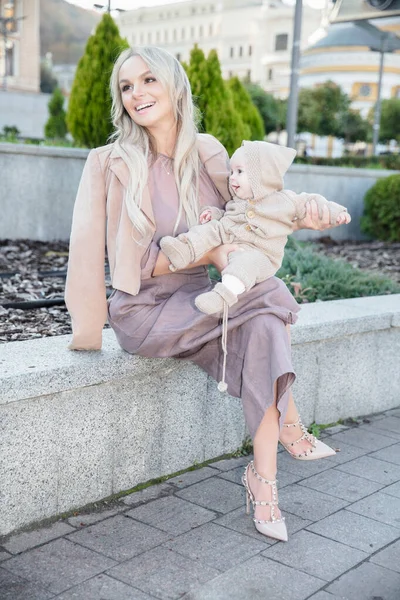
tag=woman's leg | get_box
[247,381,283,522]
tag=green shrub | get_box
[361,174,400,242]
[208,237,399,301]
[294,154,400,170]
[277,237,399,302]
[45,88,67,140]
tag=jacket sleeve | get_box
[283,190,347,229]
[65,149,107,350]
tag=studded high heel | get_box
[279,417,336,460]
[241,460,288,542]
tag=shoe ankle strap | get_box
[283,418,301,428]
[249,461,277,485]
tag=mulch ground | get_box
[1,238,399,344]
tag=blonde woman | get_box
[65,47,336,543]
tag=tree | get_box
[67,13,128,148]
[378,98,400,143]
[244,83,286,134]
[337,108,369,143]
[227,76,265,141]
[45,88,68,139]
[185,45,209,131]
[40,63,58,94]
[297,81,350,137]
[204,50,248,155]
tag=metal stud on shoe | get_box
[241,461,288,542]
[279,416,336,460]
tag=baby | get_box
[160,140,351,316]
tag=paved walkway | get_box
[1,409,400,600]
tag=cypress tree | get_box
[204,50,248,155]
[227,76,265,141]
[44,88,67,140]
[185,44,209,131]
[67,13,128,148]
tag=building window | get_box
[156,31,160,42]
[191,26,195,37]
[209,23,213,36]
[275,33,288,51]
[249,45,252,56]
[0,40,15,77]
[140,32,144,44]
[239,46,243,57]
[181,27,185,40]
[228,70,233,78]
[147,31,152,43]
[199,25,203,37]
[246,69,251,80]
[230,47,234,58]
[164,30,168,42]
[192,7,196,14]
[176,52,181,61]
[359,84,371,97]
[131,34,135,44]
[3,0,17,33]
[173,29,177,41]
[268,68,273,81]
[210,4,215,11]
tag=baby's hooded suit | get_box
[161,140,347,291]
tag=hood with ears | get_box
[241,140,297,200]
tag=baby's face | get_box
[229,148,253,200]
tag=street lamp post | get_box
[286,0,303,150]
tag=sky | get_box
[66,0,328,12]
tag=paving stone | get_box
[370,443,400,466]
[307,509,400,553]
[0,566,54,600]
[328,428,396,451]
[107,546,220,600]
[346,491,400,529]
[372,416,400,435]
[335,455,400,485]
[323,440,368,466]
[277,451,335,477]
[385,408,400,418]
[1,538,116,595]
[125,495,216,535]
[382,480,400,498]
[66,514,170,562]
[0,550,12,562]
[307,592,337,600]
[213,505,311,545]
[162,521,265,571]
[2,521,75,555]
[217,464,302,489]
[279,484,349,521]
[370,538,400,573]
[298,468,384,502]
[121,482,175,507]
[183,555,325,600]
[358,424,400,441]
[207,455,251,471]
[175,477,244,514]
[166,467,217,488]
[67,506,126,528]
[54,573,154,599]
[326,561,400,600]
[261,530,367,582]
[323,424,350,435]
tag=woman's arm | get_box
[292,198,331,231]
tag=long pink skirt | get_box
[107,267,301,439]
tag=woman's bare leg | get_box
[247,381,282,521]
[279,325,315,454]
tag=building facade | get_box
[300,18,400,118]
[117,0,324,98]
[0,0,40,93]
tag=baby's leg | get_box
[195,248,271,315]
[160,221,228,271]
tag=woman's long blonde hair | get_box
[110,46,200,240]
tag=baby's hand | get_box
[199,209,212,224]
[336,211,351,225]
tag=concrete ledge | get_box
[1,294,399,537]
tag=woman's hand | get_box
[294,199,331,231]
[207,244,242,272]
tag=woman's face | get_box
[118,55,175,132]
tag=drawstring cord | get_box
[217,301,229,392]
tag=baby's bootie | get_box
[160,236,192,272]
[195,282,238,315]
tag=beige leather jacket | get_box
[65,134,231,350]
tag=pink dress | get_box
[107,154,301,439]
